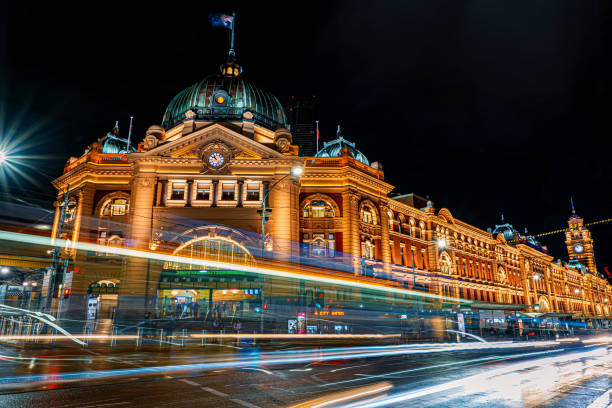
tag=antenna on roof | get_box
[336,124,341,137]
[126,116,133,153]
[570,196,575,214]
[501,214,504,222]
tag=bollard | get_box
[136,327,143,348]
[220,329,224,346]
[181,329,187,347]
[159,328,164,348]
[201,330,207,347]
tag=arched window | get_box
[164,236,253,270]
[360,204,378,225]
[303,200,335,218]
[101,198,129,216]
[387,211,394,231]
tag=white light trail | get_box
[0,230,469,304]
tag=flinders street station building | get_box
[51,48,612,331]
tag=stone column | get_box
[117,174,157,323]
[65,184,96,322]
[380,204,391,264]
[51,201,61,241]
[342,191,361,274]
[268,177,300,259]
[159,180,168,206]
[543,268,555,312]
[211,180,219,207]
[185,180,193,207]
[519,257,532,310]
[236,179,244,208]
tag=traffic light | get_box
[257,208,273,222]
[63,288,70,299]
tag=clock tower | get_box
[565,200,597,274]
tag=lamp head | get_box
[291,166,303,177]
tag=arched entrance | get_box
[157,227,259,325]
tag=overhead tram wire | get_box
[506,216,612,244]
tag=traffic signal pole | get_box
[45,184,70,313]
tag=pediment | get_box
[140,123,287,161]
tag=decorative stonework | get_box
[200,141,233,174]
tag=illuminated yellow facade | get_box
[51,54,612,321]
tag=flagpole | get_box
[315,120,319,153]
[230,11,236,56]
[126,116,133,152]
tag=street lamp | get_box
[1,267,9,274]
[0,151,7,164]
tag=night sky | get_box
[1,1,611,272]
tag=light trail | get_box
[0,341,567,387]
[186,334,400,340]
[289,382,393,408]
[0,334,139,341]
[0,230,468,304]
[348,347,612,408]
[316,349,565,388]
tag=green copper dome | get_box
[161,59,287,131]
[315,131,369,165]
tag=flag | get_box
[209,13,234,29]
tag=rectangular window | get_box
[221,183,235,200]
[400,246,405,266]
[328,233,335,257]
[196,182,210,200]
[246,183,260,201]
[171,183,185,200]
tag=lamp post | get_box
[257,166,302,333]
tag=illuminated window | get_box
[221,183,235,200]
[196,182,210,200]
[362,210,373,224]
[171,183,185,200]
[101,197,128,216]
[361,239,375,259]
[303,200,334,218]
[110,198,127,216]
[246,183,260,201]
[328,233,335,257]
[312,233,326,257]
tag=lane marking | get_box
[80,403,131,408]
[180,379,200,386]
[201,386,228,397]
[586,388,611,408]
[230,398,261,408]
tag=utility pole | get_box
[45,184,71,313]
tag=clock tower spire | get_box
[565,199,597,273]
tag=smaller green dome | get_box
[315,130,369,165]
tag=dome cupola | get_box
[161,54,287,131]
[314,126,370,165]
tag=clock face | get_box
[208,152,225,168]
[573,244,584,254]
